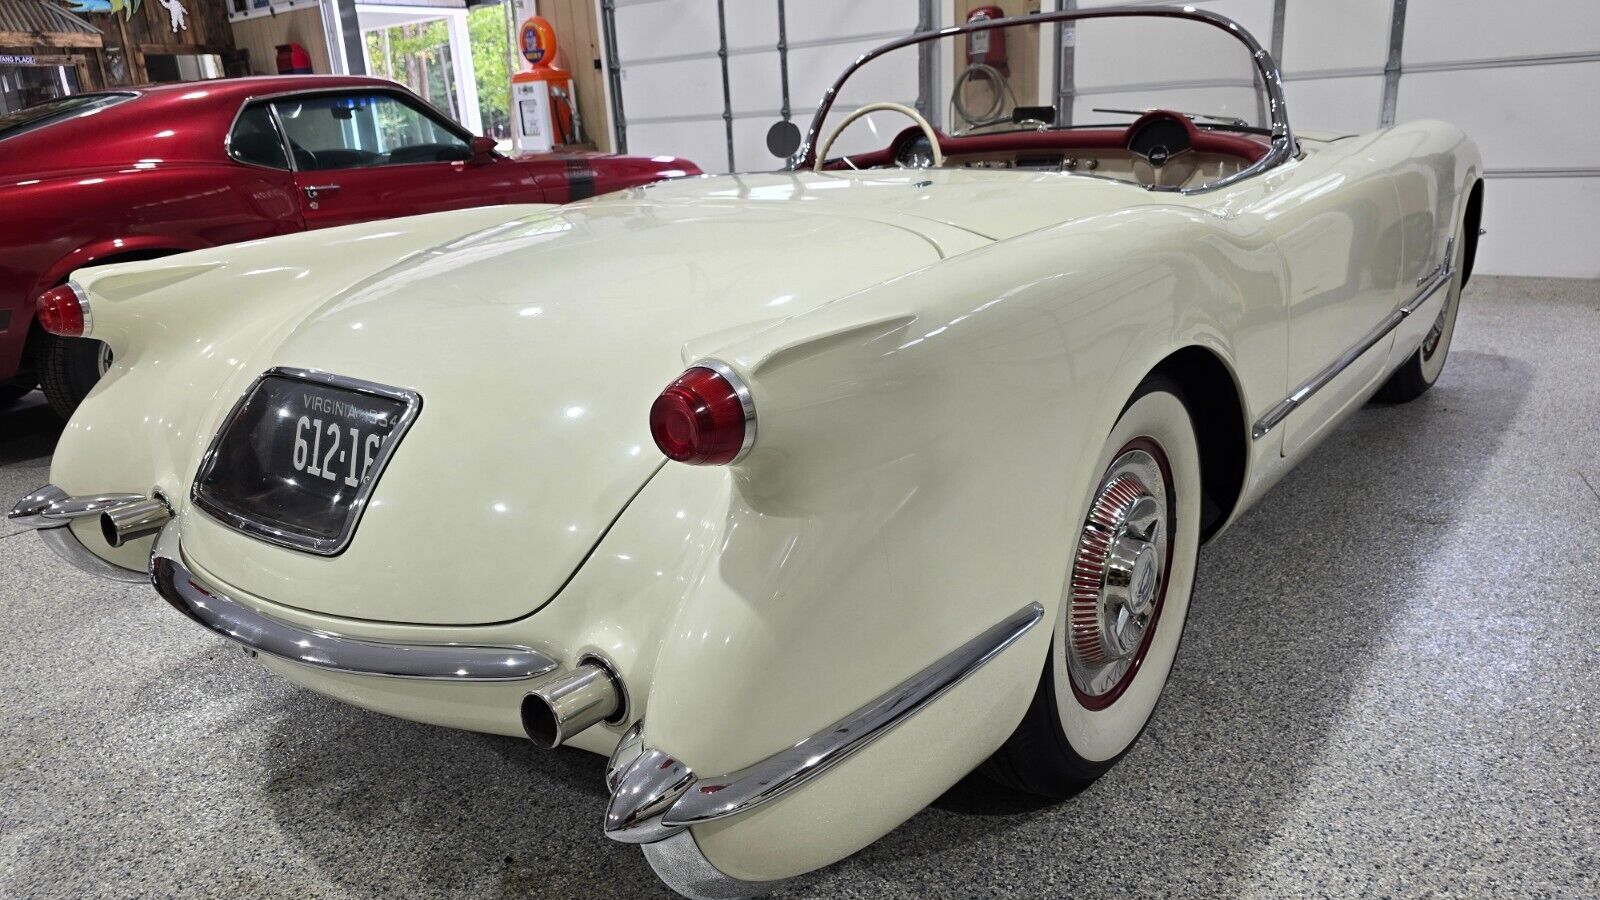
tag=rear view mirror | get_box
[471,136,499,164]
[766,120,802,159]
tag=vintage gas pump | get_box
[511,17,579,154]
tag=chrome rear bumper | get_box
[146,523,559,681]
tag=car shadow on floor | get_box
[236,350,1528,899]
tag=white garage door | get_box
[602,0,929,173]
[602,0,1597,277]
[1269,0,1598,278]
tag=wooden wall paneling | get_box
[541,0,611,152]
[229,8,333,76]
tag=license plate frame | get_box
[191,367,422,556]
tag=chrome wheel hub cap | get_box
[96,342,114,377]
[1068,447,1170,702]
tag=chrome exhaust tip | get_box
[100,495,172,548]
[521,658,624,749]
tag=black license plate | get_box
[192,369,420,555]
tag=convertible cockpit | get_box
[801,9,1294,194]
[824,110,1271,191]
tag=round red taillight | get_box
[36,283,89,337]
[649,364,754,466]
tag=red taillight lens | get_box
[36,283,88,337]
[649,364,753,465]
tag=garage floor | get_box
[3,275,1597,900]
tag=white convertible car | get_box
[12,7,1481,897]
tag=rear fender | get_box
[635,204,1282,880]
[34,235,212,299]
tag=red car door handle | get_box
[302,184,341,200]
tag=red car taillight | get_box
[36,283,90,337]
[649,363,755,465]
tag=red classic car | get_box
[0,75,699,416]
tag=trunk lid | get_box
[181,197,950,625]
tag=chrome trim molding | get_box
[148,523,558,681]
[602,602,1043,846]
[689,358,758,463]
[1484,166,1600,180]
[641,829,789,900]
[39,525,147,583]
[1252,238,1454,440]
[796,6,1295,195]
[68,281,93,336]
[190,366,422,556]
[664,601,1043,826]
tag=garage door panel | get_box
[728,50,783,118]
[625,120,728,174]
[614,0,720,61]
[1473,178,1600,278]
[1404,0,1600,65]
[782,0,921,45]
[1285,75,1383,135]
[788,38,919,116]
[1281,0,1391,73]
[1191,0,1274,46]
[724,1,779,49]
[619,56,725,120]
[1071,14,1269,91]
[1396,63,1600,170]
[1075,0,1272,41]
[733,116,792,173]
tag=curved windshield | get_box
[802,9,1288,192]
[0,93,135,142]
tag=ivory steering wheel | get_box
[813,102,945,172]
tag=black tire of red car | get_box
[36,335,110,420]
[979,375,1202,798]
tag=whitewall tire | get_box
[981,376,1202,796]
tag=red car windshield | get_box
[0,92,135,142]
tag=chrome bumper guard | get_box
[9,484,149,582]
[148,523,558,681]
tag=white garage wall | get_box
[1394,0,1600,278]
[599,0,1599,277]
[606,0,923,173]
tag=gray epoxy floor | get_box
[2,275,1597,899]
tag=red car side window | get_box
[228,104,290,170]
[270,93,472,171]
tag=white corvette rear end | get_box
[11,8,1484,898]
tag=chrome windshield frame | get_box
[795,5,1295,195]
